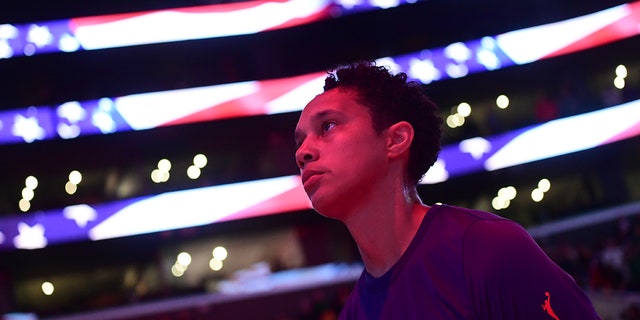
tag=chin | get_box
[310,197,346,222]
[307,185,354,221]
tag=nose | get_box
[295,141,317,169]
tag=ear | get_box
[386,121,414,158]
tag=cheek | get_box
[343,141,386,170]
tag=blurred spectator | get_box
[628,223,640,291]
[621,303,640,320]
[600,237,627,290]
[556,82,581,117]
[601,85,624,107]
[534,93,559,122]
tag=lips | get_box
[301,170,323,189]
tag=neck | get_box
[342,183,429,278]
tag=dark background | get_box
[1,0,639,318]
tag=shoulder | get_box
[456,206,549,277]
[429,204,536,274]
[428,204,509,237]
[447,207,601,319]
[434,205,531,241]
[433,204,507,223]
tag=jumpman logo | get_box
[541,291,559,320]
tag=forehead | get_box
[297,89,369,125]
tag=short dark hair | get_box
[323,61,443,187]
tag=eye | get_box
[321,121,337,134]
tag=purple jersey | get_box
[339,204,600,319]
